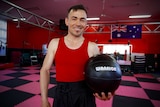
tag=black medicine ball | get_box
[85,54,122,95]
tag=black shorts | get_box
[52,81,96,107]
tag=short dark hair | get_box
[68,4,88,15]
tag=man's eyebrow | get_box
[71,16,77,19]
[81,17,86,20]
[71,16,86,20]
[73,16,77,18]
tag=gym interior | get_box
[0,0,160,107]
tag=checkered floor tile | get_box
[0,66,160,107]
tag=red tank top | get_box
[55,37,89,82]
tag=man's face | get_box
[65,9,87,37]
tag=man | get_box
[40,4,113,107]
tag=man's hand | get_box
[93,92,113,101]
[41,100,51,107]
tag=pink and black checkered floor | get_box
[0,65,160,107]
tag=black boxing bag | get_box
[85,54,122,95]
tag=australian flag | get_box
[112,24,142,39]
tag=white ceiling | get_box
[0,0,160,25]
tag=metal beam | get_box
[0,0,54,31]
[84,23,160,33]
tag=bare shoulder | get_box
[88,41,100,57]
[47,38,60,52]
[48,38,59,47]
[49,38,60,45]
[88,41,97,47]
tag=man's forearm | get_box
[40,69,50,100]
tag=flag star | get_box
[117,33,121,37]
[133,26,136,28]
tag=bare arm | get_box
[88,41,100,58]
[40,38,59,107]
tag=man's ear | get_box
[65,17,68,26]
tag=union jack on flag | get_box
[112,25,127,32]
[111,24,142,39]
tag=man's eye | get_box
[72,17,77,20]
[81,19,86,22]
[72,18,76,20]
[81,19,85,21]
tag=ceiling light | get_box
[12,18,26,21]
[129,15,151,18]
[87,17,100,21]
[20,18,26,21]
[12,19,19,21]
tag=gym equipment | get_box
[85,54,122,95]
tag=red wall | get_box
[7,22,28,49]
[7,22,64,50]
[7,21,160,54]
